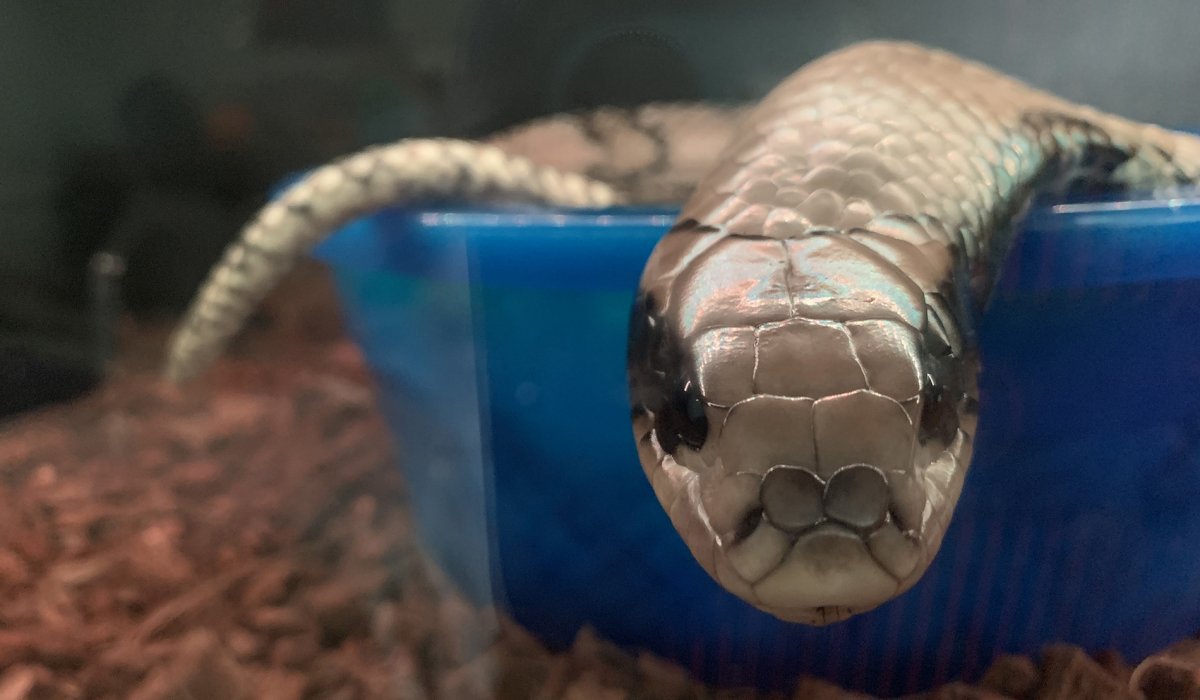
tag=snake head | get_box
[627,221,979,625]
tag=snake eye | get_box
[918,315,963,447]
[628,290,709,454]
[655,375,709,454]
[918,375,959,447]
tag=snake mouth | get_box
[711,465,925,621]
[635,414,928,622]
[723,519,919,624]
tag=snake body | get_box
[165,42,1200,625]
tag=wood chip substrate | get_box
[0,319,1197,699]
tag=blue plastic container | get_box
[313,194,1200,695]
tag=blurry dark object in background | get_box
[10,75,272,418]
[55,74,268,318]
[115,75,261,208]
[0,344,99,421]
[53,149,133,307]
[118,75,203,154]
[253,0,390,47]
[561,30,701,110]
[455,3,710,136]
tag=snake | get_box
[164,41,1200,626]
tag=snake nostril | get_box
[760,466,825,533]
[824,464,890,531]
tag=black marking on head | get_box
[918,278,969,449]
[627,290,708,455]
[922,315,952,359]
[627,292,666,413]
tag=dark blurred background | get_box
[2,0,1199,417]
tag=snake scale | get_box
[165,41,1200,626]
